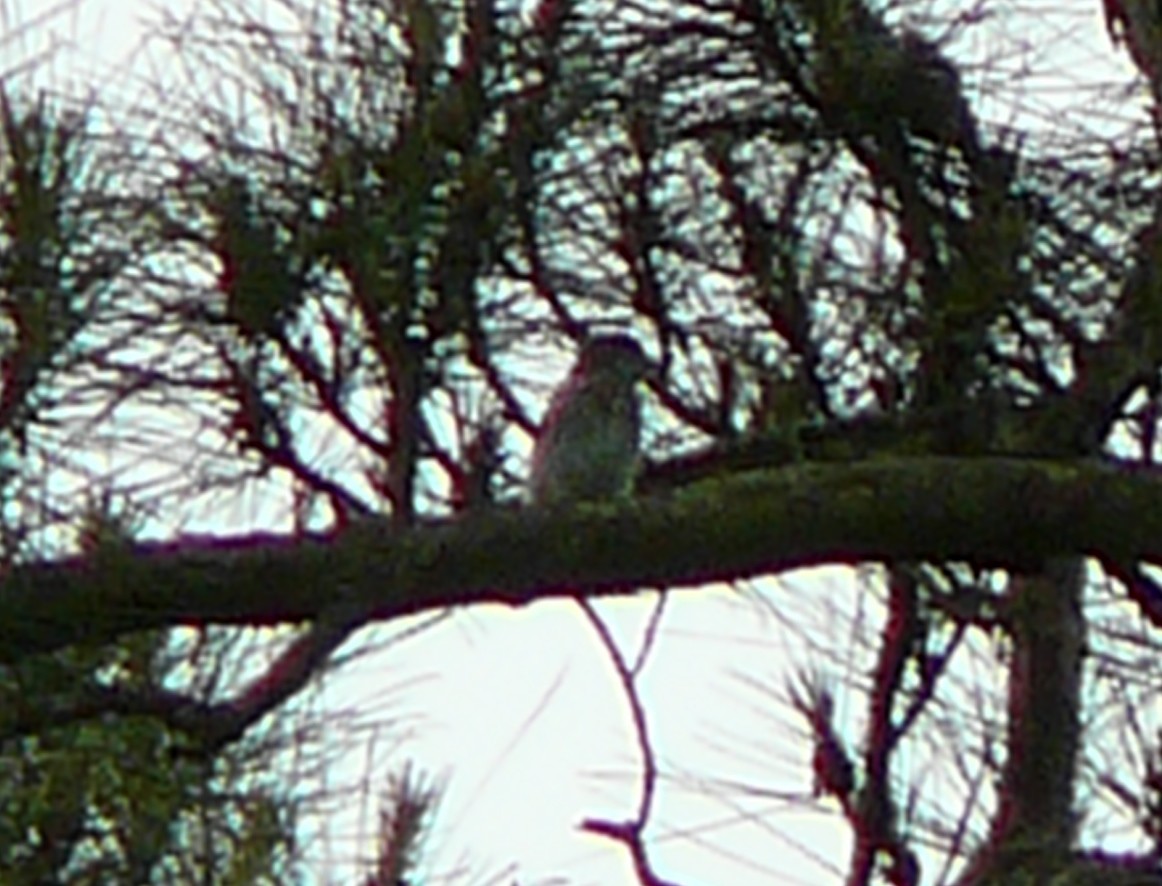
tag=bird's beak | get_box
[641,361,663,388]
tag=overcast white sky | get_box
[2,1,1149,884]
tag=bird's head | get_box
[575,334,653,387]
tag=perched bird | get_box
[529,335,651,505]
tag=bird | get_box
[529,335,651,505]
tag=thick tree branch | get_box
[1000,560,1085,856]
[1,456,1158,663]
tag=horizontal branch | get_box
[1,456,1154,662]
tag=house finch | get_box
[529,335,651,505]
